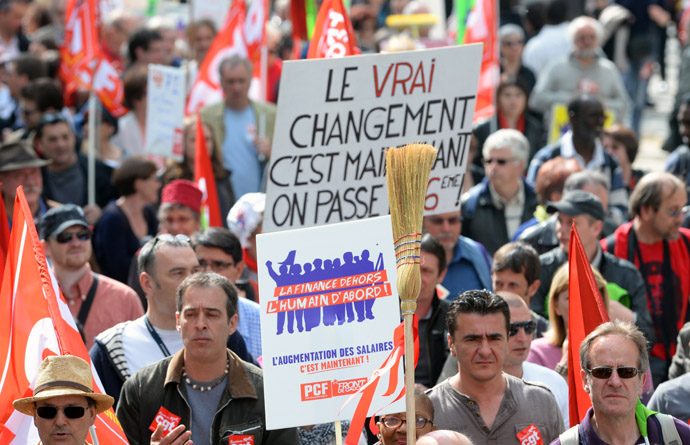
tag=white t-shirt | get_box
[122,316,184,376]
[523,361,570,430]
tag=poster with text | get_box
[145,64,186,162]
[264,44,482,232]
[257,216,404,429]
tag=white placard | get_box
[264,44,482,233]
[257,216,404,429]
[145,64,186,161]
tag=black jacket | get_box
[42,153,118,208]
[415,291,450,387]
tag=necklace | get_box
[182,358,230,392]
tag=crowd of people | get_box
[5,0,690,444]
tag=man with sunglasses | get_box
[40,204,143,349]
[500,292,569,430]
[13,355,114,445]
[461,129,539,256]
[37,112,117,225]
[427,289,563,443]
[553,321,690,444]
[602,172,690,387]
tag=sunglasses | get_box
[509,320,536,337]
[485,158,515,166]
[141,233,191,272]
[586,366,643,379]
[56,229,91,244]
[382,415,433,429]
[36,405,88,419]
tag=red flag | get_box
[245,0,270,101]
[307,0,361,59]
[186,1,248,116]
[193,115,222,229]
[457,0,499,123]
[0,187,129,444]
[291,0,309,41]
[0,182,9,280]
[567,222,610,426]
[60,0,127,117]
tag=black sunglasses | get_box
[140,234,191,272]
[56,229,91,244]
[38,112,68,127]
[382,415,433,429]
[509,320,536,337]
[586,366,643,379]
[36,405,88,419]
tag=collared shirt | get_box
[62,264,144,349]
[559,131,606,171]
[489,180,525,239]
[238,297,262,360]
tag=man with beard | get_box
[528,16,629,125]
[602,172,690,387]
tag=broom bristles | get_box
[385,143,437,314]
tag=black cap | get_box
[546,190,604,221]
[39,204,89,240]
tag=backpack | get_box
[558,413,681,445]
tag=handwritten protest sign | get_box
[264,44,482,232]
[145,64,186,162]
[257,216,404,429]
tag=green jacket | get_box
[116,349,299,445]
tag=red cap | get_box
[161,179,202,214]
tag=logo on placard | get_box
[300,377,368,401]
[152,69,164,88]
[516,424,543,445]
[227,435,254,445]
[148,407,181,436]
[265,249,392,335]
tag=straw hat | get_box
[13,355,114,416]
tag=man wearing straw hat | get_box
[13,355,114,445]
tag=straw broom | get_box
[385,143,437,444]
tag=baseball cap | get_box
[546,190,604,221]
[39,204,89,240]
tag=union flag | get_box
[307,0,361,59]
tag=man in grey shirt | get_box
[427,289,564,444]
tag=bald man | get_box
[417,430,473,444]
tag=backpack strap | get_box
[655,413,682,445]
[558,425,580,445]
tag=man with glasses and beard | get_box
[13,355,114,445]
[40,204,143,349]
[552,321,690,444]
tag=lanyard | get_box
[144,315,172,357]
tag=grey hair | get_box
[218,55,252,79]
[580,320,649,375]
[483,128,530,165]
[564,170,610,193]
[568,16,604,45]
[499,24,525,43]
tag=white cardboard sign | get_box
[257,216,404,429]
[264,44,482,232]
[145,64,186,162]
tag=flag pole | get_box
[87,92,97,207]
[89,425,100,445]
[334,420,342,445]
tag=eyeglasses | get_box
[55,229,91,244]
[141,234,191,272]
[199,259,235,272]
[485,158,516,166]
[381,416,433,429]
[509,320,536,337]
[663,205,690,218]
[38,112,68,127]
[427,216,462,225]
[36,405,88,419]
[585,366,643,379]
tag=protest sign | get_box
[145,64,186,161]
[257,215,404,429]
[264,44,482,232]
[547,103,616,144]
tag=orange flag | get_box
[0,182,9,280]
[194,115,222,229]
[567,222,610,426]
[307,0,361,59]
[0,187,129,444]
[186,0,248,116]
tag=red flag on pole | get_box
[307,0,361,59]
[0,187,129,444]
[567,222,610,426]
[194,115,222,229]
[186,1,248,116]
